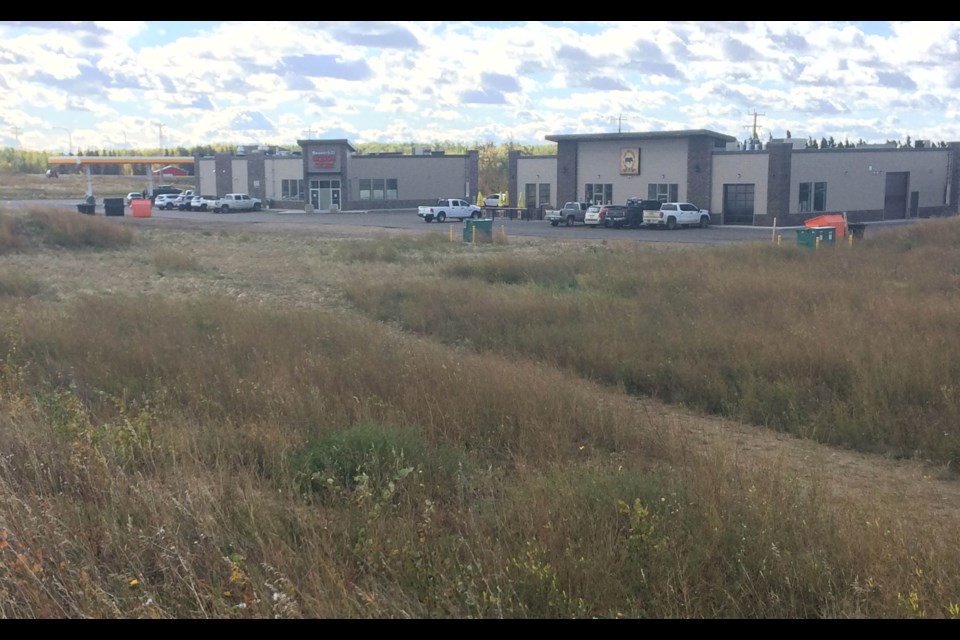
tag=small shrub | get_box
[0,270,41,297]
[151,248,201,273]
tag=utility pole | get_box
[12,126,22,147]
[154,122,165,154]
[54,126,73,155]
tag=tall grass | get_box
[1,289,959,617]
[0,208,134,252]
[342,220,960,469]
[2,216,960,617]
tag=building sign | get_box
[310,149,339,172]
[620,148,639,175]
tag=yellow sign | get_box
[620,148,639,175]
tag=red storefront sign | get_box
[311,150,337,170]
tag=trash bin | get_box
[848,222,866,239]
[103,197,125,217]
[804,214,846,238]
[130,199,152,218]
[76,203,95,215]
[463,218,493,243]
[796,226,836,248]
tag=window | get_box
[799,181,827,212]
[647,183,678,202]
[538,183,550,207]
[585,183,613,204]
[525,183,552,207]
[358,177,397,201]
[281,179,303,200]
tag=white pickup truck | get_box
[644,202,711,229]
[214,193,262,213]
[418,198,482,223]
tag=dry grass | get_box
[0,172,195,200]
[1,204,959,618]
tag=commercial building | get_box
[196,130,960,226]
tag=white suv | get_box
[154,193,180,210]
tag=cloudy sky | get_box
[1,20,957,153]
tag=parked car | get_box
[125,192,143,206]
[213,193,262,213]
[483,192,507,208]
[584,204,626,228]
[584,205,602,226]
[645,202,712,229]
[174,194,194,211]
[154,193,180,210]
[190,195,219,212]
[624,198,663,229]
[149,186,181,202]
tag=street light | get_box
[54,126,72,155]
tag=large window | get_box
[281,179,304,200]
[524,182,552,207]
[359,178,398,201]
[585,183,613,204]
[799,181,827,212]
[647,183,678,202]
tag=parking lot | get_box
[10,199,912,245]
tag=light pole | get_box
[54,126,72,155]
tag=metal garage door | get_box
[723,183,755,225]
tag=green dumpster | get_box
[796,226,835,248]
[463,218,493,243]
[76,203,95,215]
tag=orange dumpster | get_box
[130,199,152,218]
[804,213,846,238]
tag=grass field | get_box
[0,172,196,200]
[0,198,959,618]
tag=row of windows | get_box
[524,183,552,206]
[583,183,679,205]
[281,179,304,201]
[359,178,399,201]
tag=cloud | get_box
[875,71,917,90]
[769,32,810,53]
[280,54,373,81]
[461,89,507,104]
[27,62,116,97]
[284,74,315,91]
[226,110,276,132]
[722,38,761,63]
[326,21,421,49]
[0,46,27,64]
[584,76,629,91]
[479,72,521,93]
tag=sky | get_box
[0,20,958,154]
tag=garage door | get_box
[723,184,755,225]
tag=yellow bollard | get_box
[777,234,782,246]
[848,233,853,247]
[815,236,820,250]
[450,225,454,242]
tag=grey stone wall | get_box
[556,141,578,204]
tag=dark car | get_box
[623,198,663,229]
[148,185,182,203]
[599,205,628,228]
